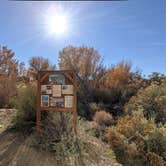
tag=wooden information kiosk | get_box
[36,70,77,134]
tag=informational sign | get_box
[36,70,77,134]
[62,85,73,95]
[65,96,73,108]
[52,85,62,97]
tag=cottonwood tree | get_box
[59,45,105,118]
[97,62,149,116]
[59,45,105,89]
[0,46,18,107]
[18,62,26,77]
[17,62,29,82]
[0,46,18,77]
[94,61,134,115]
[28,56,56,80]
[99,61,132,90]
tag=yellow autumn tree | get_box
[99,61,131,90]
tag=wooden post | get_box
[36,72,41,132]
[73,72,77,135]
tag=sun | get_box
[44,6,69,36]
[46,14,67,35]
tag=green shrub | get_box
[125,84,166,124]
[89,102,100,116]
[12,84,37,133]
[146,131,166,160]
[77,101,89,118]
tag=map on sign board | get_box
[49,74,65,84]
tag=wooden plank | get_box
[39,70,73,75]
[40,107,74,112]
[36,73,41,132]
[73,73,77,134]
[63,73,78,92]
[40,73,49,83]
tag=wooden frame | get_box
[36,70,77,134]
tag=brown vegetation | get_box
[93,111,113,126]
[0,44,166,166]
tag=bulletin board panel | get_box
[36,70,77,134]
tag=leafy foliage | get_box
[125,83,166,124]
[146,152,165,166]
[106,112,166,166]
[99,61,131,90]
[28,56,56,80]
[0,44,165,165]
[0,46,18,108]
[11,84,37,133]
[59,45,104,85]
[29,56,55,72]
[59,45,105,118]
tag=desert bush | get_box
[89,102,100,112]
[125,83,166,124]
[106,112,166,166]
[31,112,80,159]
[91,111,113,139]
[105,128,144,165]
[95,124,107,139]
[11,84,38,133]
[93,111,113,126]
[116,111,147,138]
[88,102,103,118]
[106,127,127,152]
[148,72,166,86]
[158,124,166,136]
[146,131,166,160]
[146,152,165,166]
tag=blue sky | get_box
[0,0,166,76]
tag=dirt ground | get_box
[0,109,16,133]
[0,109,121,166]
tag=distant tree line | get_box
[0,45,165,116]
[1,45,165,165]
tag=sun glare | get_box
[46,14,67,35]
[44,6,69,36]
